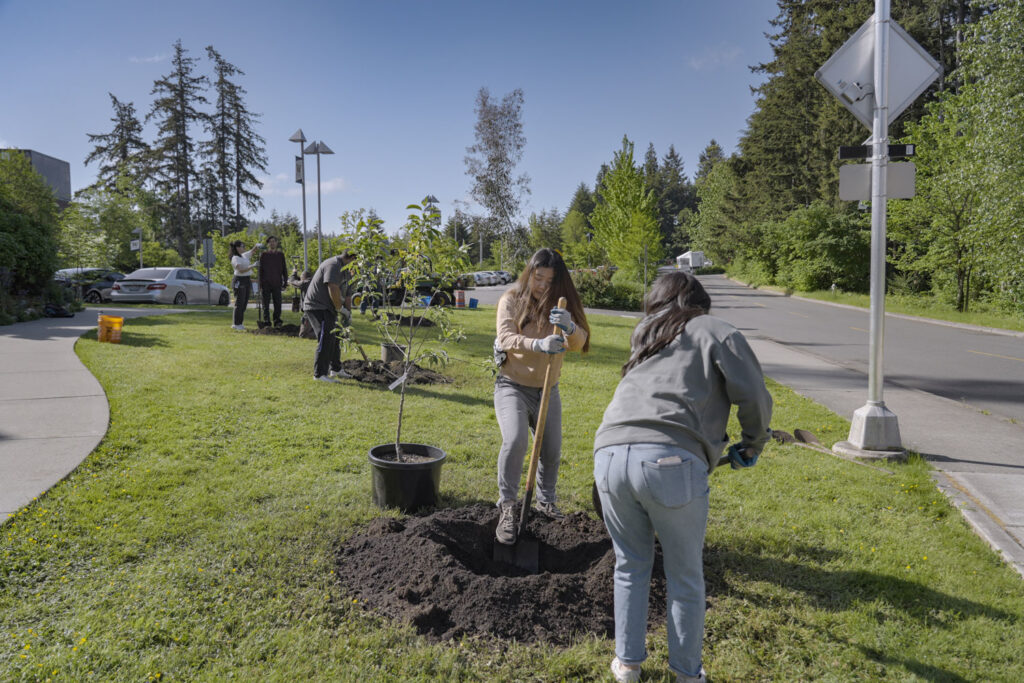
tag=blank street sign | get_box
[816,17,942,131]
[839,163,916,201]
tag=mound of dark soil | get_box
[385,313,435,327]
[340,359,452,386]
[249,324,301,336]
[334,503,668,644]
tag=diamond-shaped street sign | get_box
[815,16,942,131]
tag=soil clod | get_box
[340,360,452,386]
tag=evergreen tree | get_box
[147,39,209,255]
[201,46,267,235]
[695,139,725,186]
[655,144,695,250]
[567,182,596,219]
[591,137,663,282]
[84,94,149,190]
[527,208,563,251]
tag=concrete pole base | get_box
[836,401,907,461]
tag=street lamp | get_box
[288,129,309,273]
[304,140,334,265]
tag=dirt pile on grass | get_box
[340,360,451,386]
[334,503,668,644]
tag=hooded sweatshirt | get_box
[593,314,772,470]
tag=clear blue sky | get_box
[0,0,778,235]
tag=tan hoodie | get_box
[495,289,588,388]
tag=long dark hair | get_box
[621,270,711,376]
[507,248,590,353]
[229,240,246,258]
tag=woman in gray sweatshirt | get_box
[594,270,772,683]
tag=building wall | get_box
[2,148,72,210]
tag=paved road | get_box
[701,275,1024,424]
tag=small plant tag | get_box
[388,372,409,391]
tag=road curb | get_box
[931,471,1024,579]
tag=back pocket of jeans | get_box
[640,458,694,509]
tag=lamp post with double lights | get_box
[303,140,334,265]
[288,129,309,272]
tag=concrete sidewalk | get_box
[0,308,196,521]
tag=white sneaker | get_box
[315,375,340,383]
[611,657,641,683]
[676,667,707,683]
[231,324,245,331]
[329,368,353,379]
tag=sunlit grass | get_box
[1,308,1021,681]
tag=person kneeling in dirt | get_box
[303,252,357,383]
[593,271,772,683]
[493,248,590,545]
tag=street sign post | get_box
[816,0,941,458]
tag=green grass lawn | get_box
[2,308,1022,681]
[727,275,1024,333]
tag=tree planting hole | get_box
[334,503,669,644]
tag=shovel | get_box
[493,296,567,573]
[776,429,894,475]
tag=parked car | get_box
[110,267,230,305]
[494,270,514,284]
[472,271,495,286]
[54,268,125,303]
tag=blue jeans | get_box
[594,443,709,678]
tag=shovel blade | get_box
[493,536,539,574]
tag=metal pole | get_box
[299,142,308,273]
[836,0,903,456]
[868,0,890,406]
[316,149,323,264]
[139,232,143,269]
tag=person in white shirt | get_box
[229,240,260,330]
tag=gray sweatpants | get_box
[494,374,562,506]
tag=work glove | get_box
[339,307,352,326]
[726,443,759,469]
[549,307,575,334]
[492,338,507,367]
[532,334,566,354]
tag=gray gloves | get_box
[532,334,566,354]
[549,307,575,334]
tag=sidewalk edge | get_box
[930,471,1024,579]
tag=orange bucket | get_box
[98,315,124,343]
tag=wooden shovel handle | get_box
[518,296,567,537]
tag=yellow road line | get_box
[967,349,1024,363]
[850,326,868,332]
[788,311,810,318]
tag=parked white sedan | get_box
[110,267,230,305]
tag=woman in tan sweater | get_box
[493,248,590,545]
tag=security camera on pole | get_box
[814,0,941,459]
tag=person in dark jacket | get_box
[594,271,773,683]
[258,236,287,327]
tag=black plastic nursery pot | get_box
[368,443,446,513]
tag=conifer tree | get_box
[84,94,149,191]
[147,39,209,254]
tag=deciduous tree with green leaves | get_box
[591,137,663,283]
